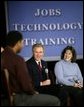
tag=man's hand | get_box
[40,79,51,86]
[34,91,39,94]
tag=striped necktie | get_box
[38,62,42,71]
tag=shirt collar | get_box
[36,60,41,64]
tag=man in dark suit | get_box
[26,43,68,106]
[26,43,51,90]
[1,30,60,106]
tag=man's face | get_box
[17,40,24,53]
[33,47,44,61]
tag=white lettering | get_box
[23,37,75,46]
[34,9,61,17]
[13,22,83,31]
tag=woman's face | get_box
[64,49,73,61]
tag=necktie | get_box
[38,62,42,71]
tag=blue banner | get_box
[6,1,83,61]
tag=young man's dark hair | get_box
[6,30,23,47]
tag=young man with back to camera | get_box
[1,30,60,106]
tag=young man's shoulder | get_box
[16,54,25,62]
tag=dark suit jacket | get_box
[1,47,35,95]
[26,57,49,88]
